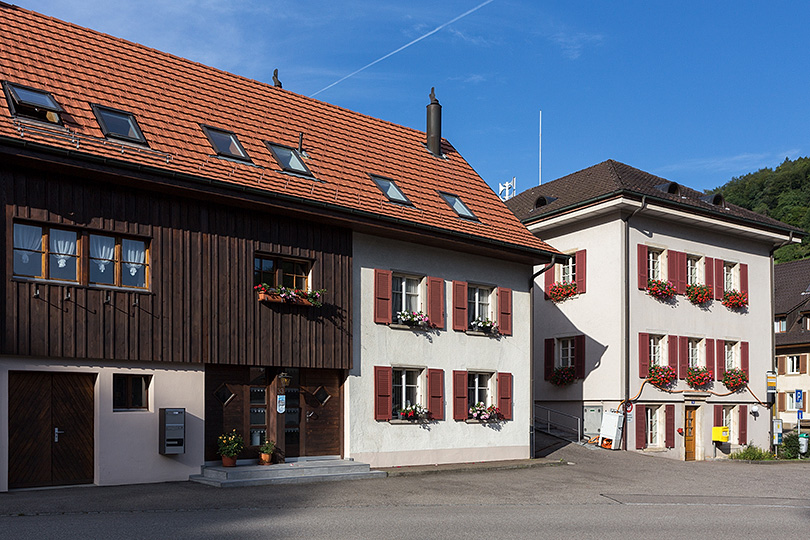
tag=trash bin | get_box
[799,433,809,454]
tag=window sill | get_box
[465,419,506,424]
[465,330,499,337]
[390,323,430,331]
[113,408,150,413]
[388,418,429,424]
[11,276,152,295]
[642,446,667,453]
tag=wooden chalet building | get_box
[0,6,559,489]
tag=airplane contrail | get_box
[311,0,495,97]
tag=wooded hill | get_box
[711,157,810,263]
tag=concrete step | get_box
[189,459,386,488]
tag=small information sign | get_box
[766,371,777,394]
[277,394,286,414]
[799,410,804,421]
[797,389,804,405]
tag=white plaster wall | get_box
[347,233,533,467]
[0,358,204,491]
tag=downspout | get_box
[622,196,647,450]
[769,232,794,452]
[529,254,558,457]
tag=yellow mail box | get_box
[712,426,729,442]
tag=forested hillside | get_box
[711,157,810,263]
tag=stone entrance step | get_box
[189,458,386,488]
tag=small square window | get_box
[266,143,313,176]
[371,175,412,205]
[91,104,147,144]
[113,374,150,410]
[438,192,477,220]
[3,81,64,124]
[201,125,251,161]
[775,318,786,333]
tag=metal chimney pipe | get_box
[426,87,442,156]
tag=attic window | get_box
[534,195,558,209]
[700,193,725,207]
[266,143,313,176]
[201,125,251,161]
[371,175,412,205]
[91,104,147,144]
[438,191,477,220]
[655,182,680,195]
[3,81,64,124]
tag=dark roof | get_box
[506,159,805,235]
[0,4,560,260]
[775,259,810,347]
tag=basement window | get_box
[91,104,148,144]
[438,192,477,220]
[266,143,313,176]
[371,175,412,205]
[201,125,251,161]
[3,81,64,124]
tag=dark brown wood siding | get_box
[2,164,352,369]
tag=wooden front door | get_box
[9,371,95,488]
[684,406,697,461]
[283,369,341,458]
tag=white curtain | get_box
[50,229,76,268]
[13,224,41,263]
[124,240,145,276]
[90,235,115,273]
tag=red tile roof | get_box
[0,4,559,260]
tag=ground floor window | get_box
[113,374,150,410]
[646,405,660,446]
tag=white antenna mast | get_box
[498,176,516,202]
[538,110,542,185]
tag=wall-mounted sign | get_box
[277,394,286,414]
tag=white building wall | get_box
[347,233,533,467]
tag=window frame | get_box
[786,392,798,411]
[558,337,575,368]
[560,257,576,284]
[649,335,663,367]
[438,191,478,221]
[91,103,148,145]
[467,372,492,413]
[686,255,701,286]
[775,318,787,333]
[370,174,412,206]
[724,262,737,291]
[113,374,150,411]
[13,223,80,283]
[254,254,312,291]
[648,249,662,281]
[787,355,801,375]
[724,341,738,371]
[88,234,149,290]
[200,124,252,162]
[392,274,423,319]
[265,142,314,177]
[688,338,701,368]
[646,405,660,447]
[392,367,423,415]
[2,80,64,124]
[467,284,493,327]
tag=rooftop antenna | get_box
[538,110,542,185]
[499,176,516,202]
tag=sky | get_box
[15,1,810,197]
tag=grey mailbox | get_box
[159,408,185,455]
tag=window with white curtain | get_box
[13,223,77,281]
[90,234,147,288]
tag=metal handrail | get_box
[534,403,582,442]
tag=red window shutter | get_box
[638,333,650,378]
[497,372,513,420]
[452,281,468,331]
[667,250,678,289]
[715,339,725,381]
[544,265,554,300]
[427,368,444,420]
[678,336,688,379]
[452,370,468,420]
[706,338,715,379]
[574,334,586,379]
[679,252,688,294]
[575,249,587,293]
[705,257,714,291]
[740,263,748,297]
[803,396,807,413]
[714,404,723,427]
[738,405,748,445]
[426,276,445,329]
[498,287,513,336]
[778,392,785,412]
[740,341,749,378]
[373,269,392,324]
[714,259,724,301]
[802,355,808,374]
[777,356,786,375]
[544,338,555,380]
[637,244,648,290]
[635,404,646,449]
[373,366,392,421]
[665,404,675,448]
[668,335,679,373]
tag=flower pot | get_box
[259,452,272,465]
[221,455,237,467]
[257,292,284,303]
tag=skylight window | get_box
[91,104,147,144]
[266,143,313,176]
[201,125,251,161]
[3,81,64,124]
[371,175,412,205]
[438,191,477,220]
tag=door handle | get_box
[54,427,65,442]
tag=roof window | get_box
[3,81,64,124]
[533,195,558,210]
[201,125,251,161]
[700,193,725,207]
[91,104,147,144]
[266,143,313,176]
[655,182,681,195]
[438,191,477,220]
[371,175,412,205]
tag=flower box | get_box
[686,284,712,306]
[722,368,748,392]
[468,402,504,422]
[722,289,748,310]
[257,292,285,303]
[470,317,497,333]
[255,284,325,306]
[396,311,430,327]
[548,282,577,303]
[549,366,576,386]
[686,366,713,389]
[647,279,676,300]
[647,364,677,389]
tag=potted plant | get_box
[685,284,712,306]
[396,310,430,327]
[548,282,577,303]
[722,368,749,392]
[470,317,497,333]
[258,439,276,465]
[549,366,576,386]
[468,402,505,422]
[217,429,244,467]
[647,364,677,389]
[255,284,326,306]
[398,404,429,420]
[722,289,748,309]
[647,279,676,300]
[686,366,713,390]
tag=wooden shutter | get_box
[667,250,679,290]
[706,338,715,379]
[373,366,392,420]
[373,269,392,324]
[777,356,786,375]
[575,249,587,293]
[544,265,554,300]
[426,277,445,329]
[778,392,785,412]
[665,404,675,448]
[801,355,808,374]
[427,368,444,420]
[497,372,513,420]
[803,395,807,413]
[498,287,513,336]
[678,336,688,379]
[714,405,723,427]
[452,370,468,420]
[637,244,648,290]
[715,339,725,381]
[740,341,749,378]
[574,334,586,379]
[668,335,679,373]
[738,405,748,445]
[678,251,688,294]
[714,259,724,301]
[705,257,714,291]
[544,338,555,380]
[638,333,650,378]
[635,404,646,449]
[452,281,467,331]
[740,263,748,297]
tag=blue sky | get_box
[18,1,810,196]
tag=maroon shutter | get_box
[714,405,723,427]
[738,405,748,445]
[667,250,678,289]
[374,366,392,420]
[498,287,513,336]
[452,370,468,420]
[452,281,467,331]
[665,404,675,448]
[678,336,688,379]
[638,333,650,378]
[714,259,724,301]
[668,335,679,373]
[575,249,587,293]
[678,252,688,294]
[778,392,785,412]
[497,372,513,420]
[740,263,748,297]
[715,339,725,381]
[801,355,808,374]
[426,277,445,329]
[706,338,715,378]
[544,265,554,300]
[777,356,786,375]
[574,334,586,379]
[705,256,714,291]
[373,269,392,324]
[635,404,646,449]
[544,338,555,380]
[740,341,749,379]
[637,244,648,289]
[427,368,444,420]
[803,396,807,413]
